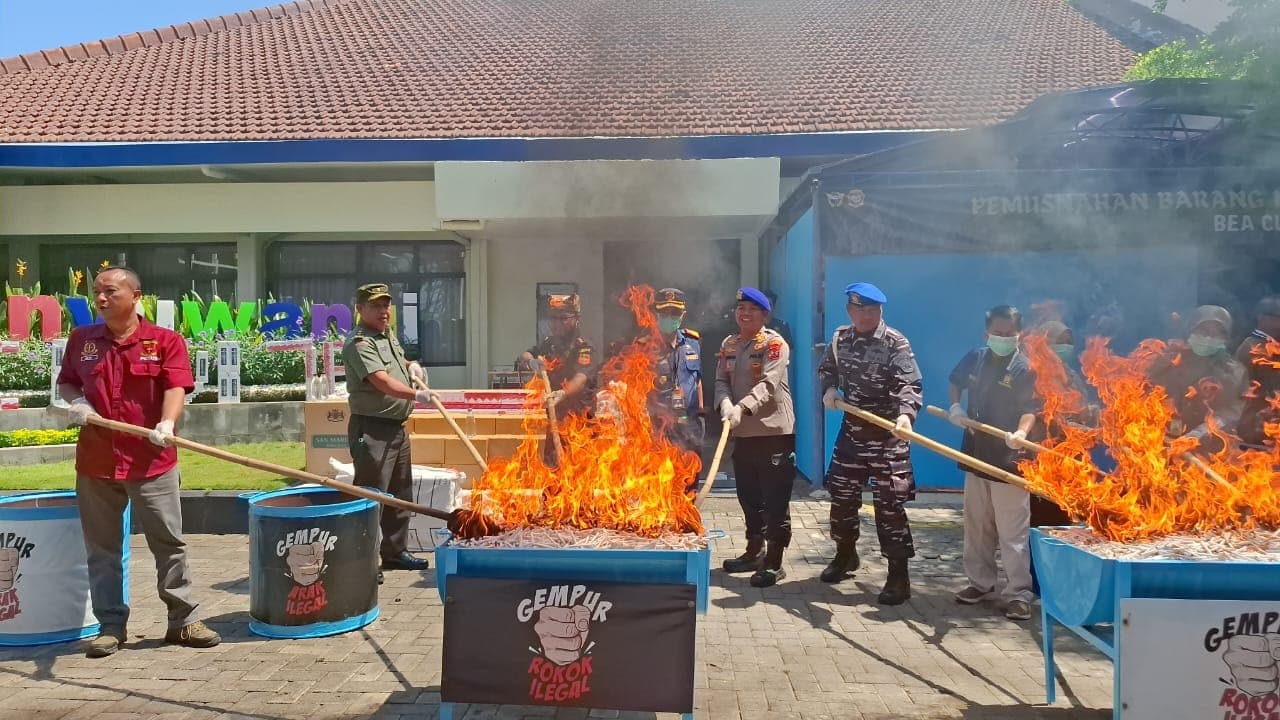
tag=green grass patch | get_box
[0,441,302,491]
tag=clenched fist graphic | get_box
[0,548,16,592]
[1224,634,1280,697]
[534,605,590,665]
[285,542,325,586]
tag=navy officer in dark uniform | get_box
[818,282,922,605]
[652,288,705,452]
[517,293,597,421]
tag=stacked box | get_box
[216,340,241,403]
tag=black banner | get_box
[442,577,696,713]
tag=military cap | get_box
[547,293,581,316]
[1190,304,1232,335]
[655,288,687,311]
[844,282,887,306]
[356,283,392,303]
[736,287,771,312]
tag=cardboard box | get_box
[409,436,447,465]
[445,437,489,465]
[303,400,352,476]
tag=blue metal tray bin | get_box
[435,530,720,615]
[1032,527,1280,718]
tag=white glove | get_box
[720,401,743,428]
[948,402,968,427]
[892,414,912,440]
[149,419,175,447]
[545,389,566,407]
[1005,428,1028,450]
[408,363,428,388]
[822,387,839,410]
[414,389,439,406]
[64,397,96,427]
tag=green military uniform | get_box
[343,284,417,562]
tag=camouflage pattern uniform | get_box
[818,321,922,560]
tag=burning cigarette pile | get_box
[451,527,707,551]
[1021,334,1280,545]
[455,285,705,545]
[1048,526,1280,562]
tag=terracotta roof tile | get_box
[0,0,1135,142]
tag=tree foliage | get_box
[1128,0,1280,89]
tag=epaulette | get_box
[684,328,700,340]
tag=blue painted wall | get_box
[769,209,822,482]
[819,247,1199,489]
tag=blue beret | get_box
[844,282,886,306]
[736,287,771,312]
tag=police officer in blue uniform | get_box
[652,288,705,451]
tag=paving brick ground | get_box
[0,494,1114,720]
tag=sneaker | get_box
[1005,599,1032,621]
[164,621,222,648]
[954,586,992,604]
[85,627,126,658]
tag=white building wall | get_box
[484,237,605,370]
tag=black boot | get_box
[878,558,911,605]
[722,538,764,573]
[819,540,860,583]
[749,542,786,587]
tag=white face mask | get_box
[986,334,1018,357]
[1187,334,1226,357]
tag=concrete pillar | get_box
[466,236,489,388]
[740,236,760,289]
[236,234,262,302]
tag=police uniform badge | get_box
[576,347,592,366]
[140,339,160,361]
[1000,373,1013,388]
[768,341,782,361]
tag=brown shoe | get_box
[164,621,221,648]
[1005,599,1032,621]
[85,627,126,658]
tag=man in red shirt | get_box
[55,266,220,658]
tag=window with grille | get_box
[268,241,466,366]
[39,243,239,302]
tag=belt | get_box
[351,414,408,427]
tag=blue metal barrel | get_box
[0,490,129,646]
[246,485,380,638]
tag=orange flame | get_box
[1021,334,1280,542]
[461,285,705,537]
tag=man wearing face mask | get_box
[818,283,922,605]
[651,289,704,452]
[1026,321,1084,528]
[716,288,795,588]
[518,293,597,421]
[947,305,1039,622]
[1148,305,1246,445]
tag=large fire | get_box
[1021,333,1280,542]
[461,285,705,537]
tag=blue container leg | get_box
[1042,604,1056,705]
[440,702,453,720]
